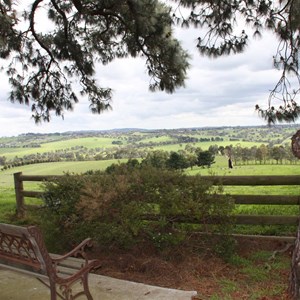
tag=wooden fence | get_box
[14,172,300,240]
[14,172,59,216]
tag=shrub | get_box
[41,165,235,254]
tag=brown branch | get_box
[50,0,69,39]
[29,0,55,63]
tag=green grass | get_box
[0,137,123,160]
[40,137,122,149]
[0,188,17,223]
[138,136,175,143]
[186,159,300,236]
[1,159,300,235]
[186,159,300,176]
[0,160,126,187]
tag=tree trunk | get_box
[289,221,300,299]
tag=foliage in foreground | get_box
[40,165,234,255]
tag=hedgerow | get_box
[40,164,234,255]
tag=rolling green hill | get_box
[0,160,126,188]
[0,124,299,175]
[1,124,299,161]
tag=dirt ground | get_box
[90,237,294,299]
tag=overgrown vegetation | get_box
[39,164,234,255]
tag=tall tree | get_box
[142,150,169,169]
[271,145,286,164]
[1,0,300,124]
[196,150,215,168]
[166,151,189,170]
[0,0,189,122]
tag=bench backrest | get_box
[0,223,54,276]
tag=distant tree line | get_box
[136,136,224,148]
[222,144,298,166]
[105,149,215,173]
[1,142,298,171]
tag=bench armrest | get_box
[54,258,101,285]
[51,238,94,263]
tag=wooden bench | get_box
[0,223,101,300]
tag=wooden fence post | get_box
[14,172,25,217]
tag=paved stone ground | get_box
[0,269,197,300]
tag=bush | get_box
[41,165,235,254]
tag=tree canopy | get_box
[1,0,300,124]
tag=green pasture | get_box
[2,156,300,187]
[187,160,300,235]
[1,159,300,236]
[0,137,122,160]
[138,135,175,143]
[0,135,267,161]
[189,157,300,198]
[152,141,264,152]
[40,137,121,150]
[0,160,126,188]
[187,154,300,176]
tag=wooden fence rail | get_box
[14,172,60,216]
[14,172,300,231]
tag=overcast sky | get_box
[0,6,298,137]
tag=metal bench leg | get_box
[82,274,93,300]
[50,281,57,300]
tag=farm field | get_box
[188,161,300,176]
[1,159,300,222]
[0,137,123,160]
[2,156,300,187]
[0,124,299,161]
[0,159,126,187]
[0,139,265,160]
